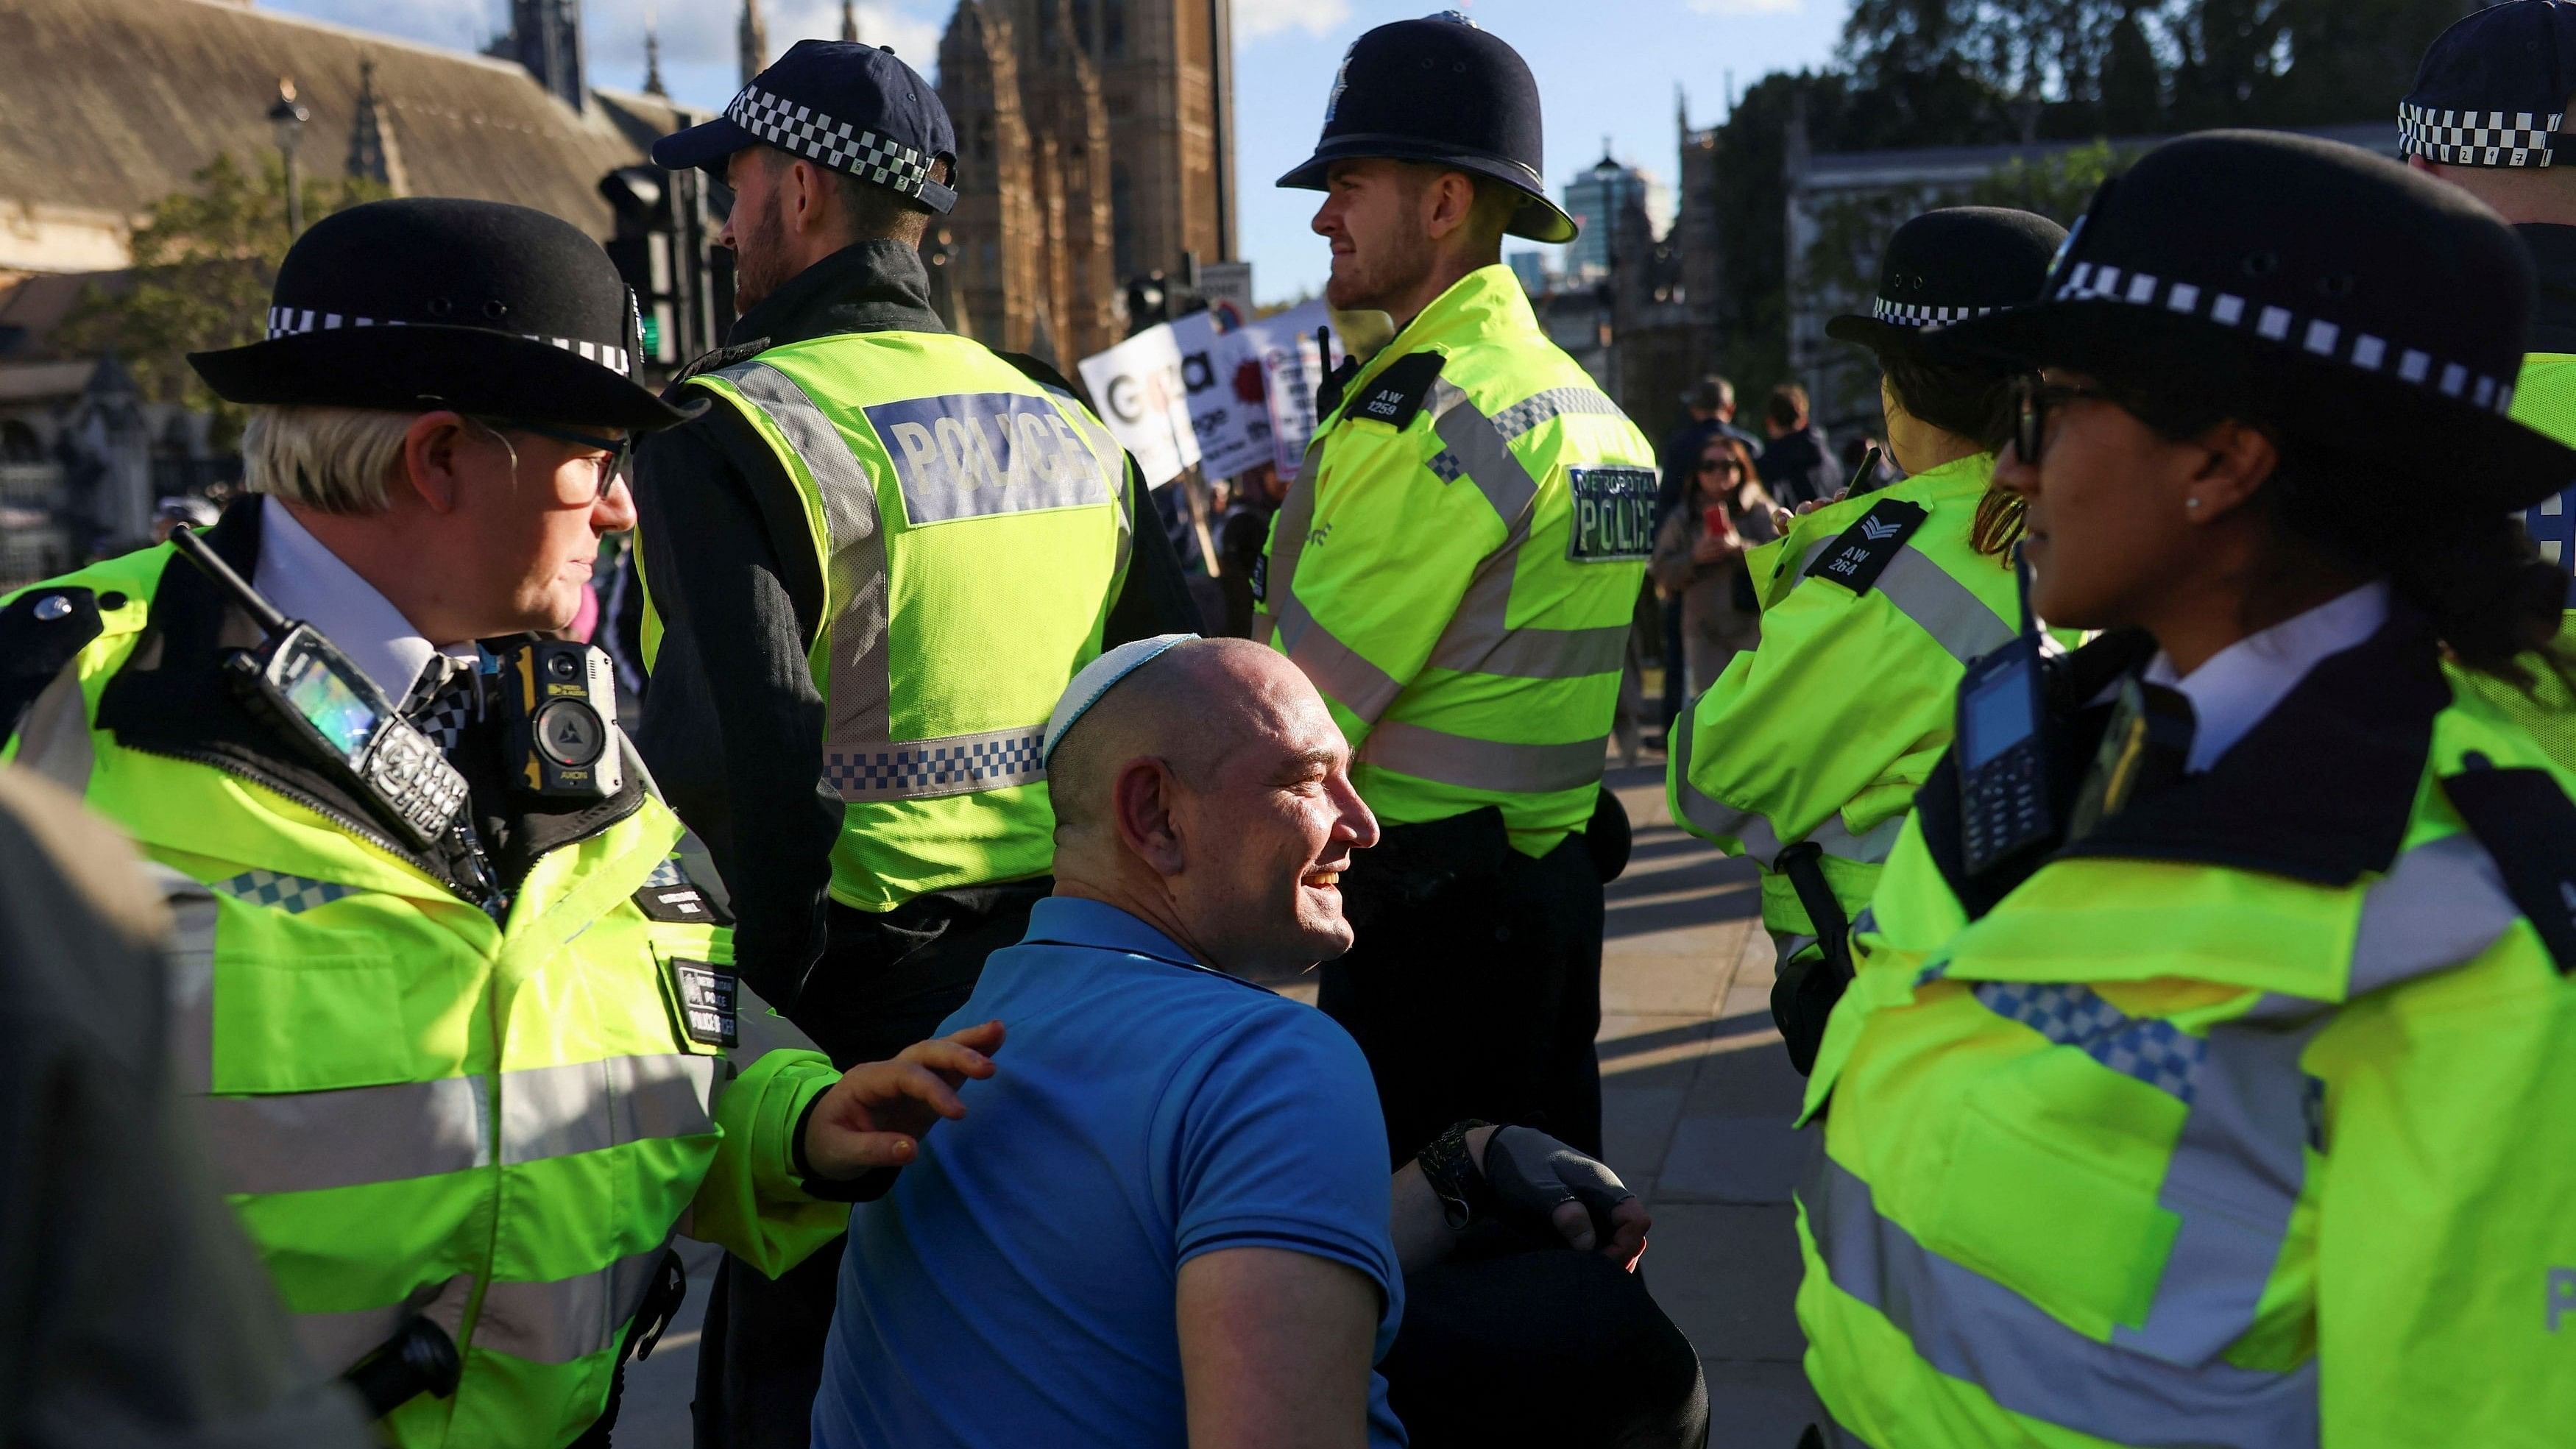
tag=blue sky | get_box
[270,0,1849,304]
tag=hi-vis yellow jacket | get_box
[1256,265,1657,855]
[0,506,848,1448]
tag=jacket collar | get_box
[2053,603,2446,885]
[2517,224,2576,354]
[96,495,644,893]
[1338,263,1542,408]
[726,239,944,353]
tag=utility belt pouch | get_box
[1339,806,1510,928]
[342,1314,461,1420]
[1771,842,1855,1077]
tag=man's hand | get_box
[799,1019,1005,1180]
[1690,531,1740,566]
[1767,487,1853,536]
[1480,1126,1651,1271]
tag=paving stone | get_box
[1656,1116,1819,1205]
[1600,1083,1688,1185]
[1640,1203,1810,1363]
[1702,1359,1828,1449]
[1686,1037,1811,1123]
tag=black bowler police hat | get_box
[1276,13,1577,244]
[1932,131,2576,513]
[1825,207,2067,359]
[189,198,696,433]
[2399,0,2576,169]
[654,39,958,214]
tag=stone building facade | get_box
[938,0,1235,364]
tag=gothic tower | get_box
[740,0,771,86]
[345,54,408,192]
[509,0,584,110]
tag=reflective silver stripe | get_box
[710,361,897,762]
[156,866,219,1093]
[1872,548,2014,665]
[499,1055,718,1166]
[1811,814,1904,867]
[1802,1152,2318,1448]
[2349,832,2519,995]
[2115,1016,2325,1368]
[13,662,94,796]
[198,1077,492,1195]
[1668,690,1779,860]
[1362,719,1604,795]
[1429,380,1540,527]
[1259,462,1320,652]
[473,1244,669,1365]
[822,724,1047,801]
[290,1272,474,1375]
[1438,618,1630,679]
[1277,596,1404,721]
[1487,385,1628,440]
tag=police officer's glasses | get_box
[2011,375,2117,464]
[477,419,632,505]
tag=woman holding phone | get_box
[1649,435,1773,696]
[1794,131,2576,1449]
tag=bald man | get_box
[807,637,1700,1448]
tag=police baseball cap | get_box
[1276,13,1577,244]
[2399,0,2576,169]
[1825,208,2067,359]
[652,39,958,213]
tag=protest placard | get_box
[1075,324,1200,487]
[1167,311,1273,481]
[1234,300,1336,478]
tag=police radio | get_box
[1953,545,2057,879]
[169,528,471,852]
[494,639,622,799]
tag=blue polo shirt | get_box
[812,897,1407,1448]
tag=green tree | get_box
[58,153,384,444]
[1969,138,2129,220]
[2100,6,2165,132]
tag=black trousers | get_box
[1660,598,1688,732]
[1320,835,1606,1166]
[691,882,1047,1449]
[1387,1225,1709,1449]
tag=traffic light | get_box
[1125,272,1169,336]
[598,165,725,370]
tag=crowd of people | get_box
[6,4,2576,1448]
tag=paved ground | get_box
[623,753,1817,1446]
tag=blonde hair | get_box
[241,405,417,515]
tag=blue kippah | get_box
[1041,634,1198,766]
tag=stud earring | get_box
[2186,497,2202,510]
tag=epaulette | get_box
[1802,497,1931,596]
[670,336,774,390]
[0,586,104,743]
[1348,352,1447,431]
[2441,757,2576,974]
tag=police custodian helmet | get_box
[1275,12,1578,244]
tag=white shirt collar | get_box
[2142,579,2392,773]
[252,496,474,701]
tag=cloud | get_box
[1688,0,1802,13]
[1234,0,1353,41]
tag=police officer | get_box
[1666,207,2065,1071]
[1796,132,2576,1448]
[2399,0,2576,767]
[0,198,999,1447]
[1262,13,1659,1163]
[633,39,1195,1447]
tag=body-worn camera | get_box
[495,639,622,799]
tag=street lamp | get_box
[268,77,309,238]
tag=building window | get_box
[1103,0,1125,57]
[0,419,39,463]
[1111,163,1136,277]
[1072,0,1092,52]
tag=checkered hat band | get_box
[2396,102,2565,168]
[263,307,632,376]
[727,85,933,199]
[2050,260,2516,416]
[1872,297,1998,329]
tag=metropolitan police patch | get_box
[1565,466,1657,562]
[670,959,740,1048]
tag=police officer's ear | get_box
[399,411,482,517]
[2174,418,2279,527]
